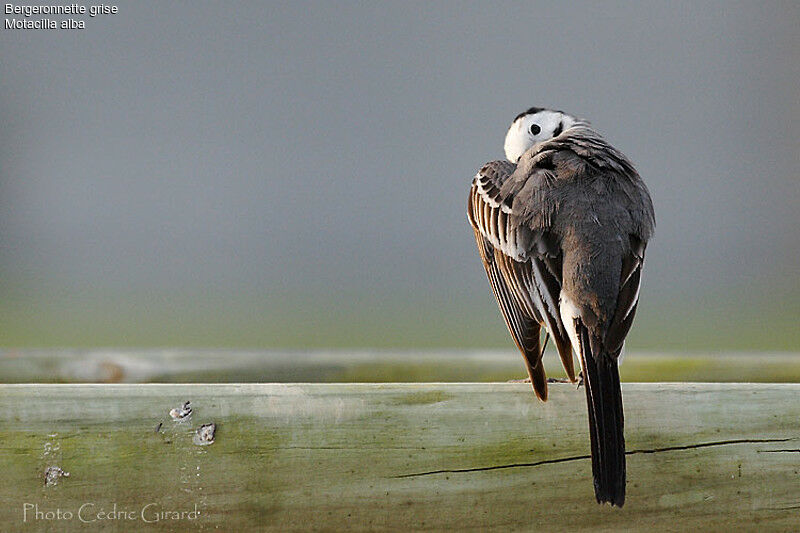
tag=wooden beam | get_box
[0,383,798,530]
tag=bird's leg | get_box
[575,371,584,389]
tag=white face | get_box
[503,110,576,163]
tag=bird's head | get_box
[504,107,579,163]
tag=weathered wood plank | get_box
[0,383,798,531]
[2,349,799,383]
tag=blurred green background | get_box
[1,280,798,351]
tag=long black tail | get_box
[579,326,626,507]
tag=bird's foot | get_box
[507,377,531,383]
[546,377,571,383]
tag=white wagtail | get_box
[468,107,655,507]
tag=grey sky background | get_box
[0,1,798,349]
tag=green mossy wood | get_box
[0,383,798,531]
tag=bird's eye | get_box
[530,124,541,135]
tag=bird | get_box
[467,107,655,507]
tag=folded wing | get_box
[467,161,576,399]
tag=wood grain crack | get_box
[393,437,796,479]
[757,449,800,453]
[759,504,800,511]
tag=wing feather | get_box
[469,167,548,399]
[468,161,575,384]
[469,161,576,392]
[530,253,575,381]
[605,238,645,354]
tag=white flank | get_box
[559,293,581,358]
